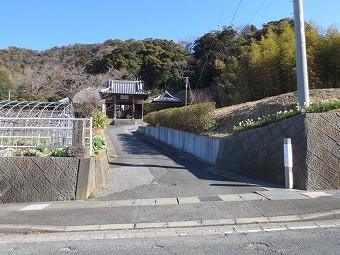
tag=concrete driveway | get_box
[94,125,266,201]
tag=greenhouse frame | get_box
[0,100,92,153]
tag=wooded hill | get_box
[0,18,339,107]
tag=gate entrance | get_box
[100,80,150,120]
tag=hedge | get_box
[143,102,216,134]
[143,102,184,115]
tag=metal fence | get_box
[0,117,93,154]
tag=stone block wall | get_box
[216,115,305,186]
[215,113,339,190]
[0,157,79,203]
[0,150,109,203]
[305,113,339,189]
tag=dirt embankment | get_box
[210,88,340,137]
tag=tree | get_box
[240,19,298,101]
[305,22,323,89]
[138,39,189,90]
[313,26,340,88]
[178,37,196,53]
[191,26,246,90]
[0,66,14,100]
[12,65,50,101]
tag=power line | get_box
[194,0,247,92]
[229,0,243,26]
[218,0,229,28]
[194,0,229,92]
[247,0,266,26]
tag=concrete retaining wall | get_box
[138,126,220,165]
[140,112,339,190]
[215,113,339,190]
[0,150,109,204]
[305,113,339,190]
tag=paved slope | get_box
[94,125,264,201]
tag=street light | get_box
[183,77,189,106]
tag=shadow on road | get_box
[209,183,256,187]
[112,130,268,186]
[116,133,159,155]
[110,162,186,170]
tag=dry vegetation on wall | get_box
[210,88,340,137]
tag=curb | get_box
[1,210,339,235]
[104,130,117,158]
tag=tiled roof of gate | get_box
[100,80,150,95]
[153,91,182,103]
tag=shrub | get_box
[50,148,68,157]
[92,135,106,151]
[92,111,109,129]
[143,102,216,134]
[85,135,106,152]
[144,102,184,115]
[143,111,158,126]
[92,111,109,138]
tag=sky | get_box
[0,0,339,51]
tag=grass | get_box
[306,100,340,113]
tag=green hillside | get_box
[0,18,339,106]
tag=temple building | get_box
[99,80,150,119]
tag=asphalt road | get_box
[1,220,339,255]
[94,125,269,201]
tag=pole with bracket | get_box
[283,138,293,189]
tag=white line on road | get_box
[288,225,318,230]
[223,231,234,234]
[19,204,51,211]
[237,229,262,233]
[262,227,288,232]
[316,224,337,228]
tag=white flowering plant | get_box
[233,100,339,135]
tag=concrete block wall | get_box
[139,126,220,165]
[305,113,339,190]
[215,115,306,187]
[215,113,339,190]
[0,157,80,203]
[0,150,109,204]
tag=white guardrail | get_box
[0,117,92,155]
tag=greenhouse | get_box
[0,99,74,118]
[0,100,91,150]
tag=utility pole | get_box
[293,0,310,107]
[183,77,189,106]
[8,90,11,101]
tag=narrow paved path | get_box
[94,125,264,201]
